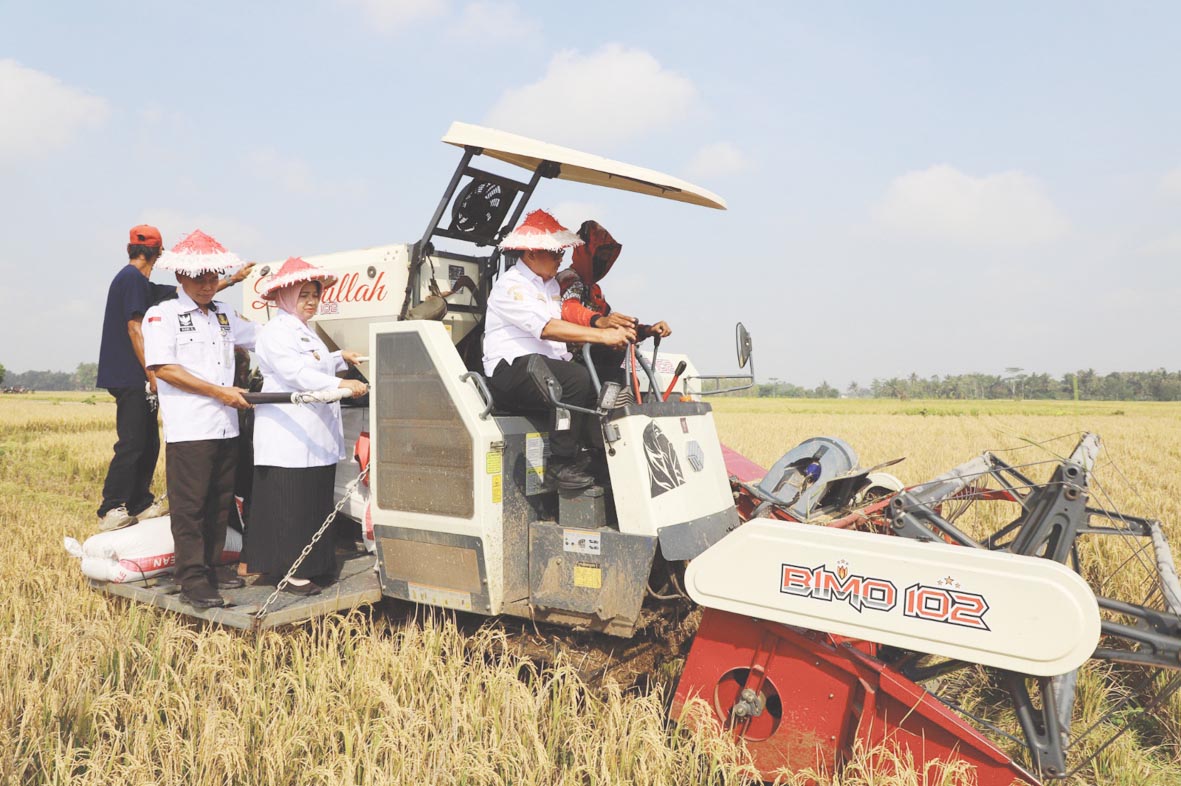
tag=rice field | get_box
[3,392,1181,785]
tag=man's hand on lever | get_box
[598,325,634,349]
[598,312,637,330]
[339,379,369,397]
[217,386,253,410]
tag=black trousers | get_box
[488,355,594,460]
[99,386,160,517]
[165,438,237,592]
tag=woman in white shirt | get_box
[243,257,367,595]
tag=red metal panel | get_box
[721,443,767,484]
[671,609,1039,786]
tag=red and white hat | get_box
[260,257,338,300]
[156,229,245,276]
[499,210,584,252]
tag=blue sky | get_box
[2,1,1179,386]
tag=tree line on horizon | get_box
[1,362,96,392]
[6,363,1181,402]
[730,369,1181,401]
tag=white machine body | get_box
[604,404,739,559]
[686,519,1101,676]
[242,243,483,372]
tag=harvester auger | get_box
[674,433,1181,783]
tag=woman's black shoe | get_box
[281,581,322,596]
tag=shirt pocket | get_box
[175,332,205,360]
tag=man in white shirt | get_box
[483,210,632,491]
[143,230,258,610]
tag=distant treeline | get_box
[2,363,96,392]
[6,363,1181,401]
[748,370,1181,401]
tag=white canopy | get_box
[442,122,727,210]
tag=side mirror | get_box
[736,322,753,369]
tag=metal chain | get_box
[253,463,370,624]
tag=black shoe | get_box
[180,583,226,609]
[282,580,322,596]
[551,460,595,492]
[208,566,246,590]
[586,450,611,486]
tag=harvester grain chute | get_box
[80,122,1181,784]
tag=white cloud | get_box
[137,209,263,258]
[873,165,1068,245]
[685,142,749,180]
[342,0,447,32]
[0,60,109,161]
[1161,167,1181,198]
[484,44,698,149]
[244,148,367,199]
[452,1,539,40]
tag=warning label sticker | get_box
[573,563,602,590]
[407,582,472,611]
[491,474,502,504]
[485,450,502,474]
[563,529,601,555]
[525,432,549,496]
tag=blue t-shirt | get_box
[96,265,178,389]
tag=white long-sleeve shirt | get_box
[482,263,571,376]
[253,311,348,468]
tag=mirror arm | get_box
[690,354,756,396]
[543,385,604,417]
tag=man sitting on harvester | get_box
[483,210,634,492]
[556,220,672,388]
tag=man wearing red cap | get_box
[95,226,253,532]
[483,210,634,491]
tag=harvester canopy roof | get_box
[442,122,727,211]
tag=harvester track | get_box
[377,595,702,692]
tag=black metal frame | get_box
[400,146,558,321]
[878,434,1181,778]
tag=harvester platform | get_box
[90,551,381,630]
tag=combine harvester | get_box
[85,123,1181,784]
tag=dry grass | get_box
[3,392,1180,784]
